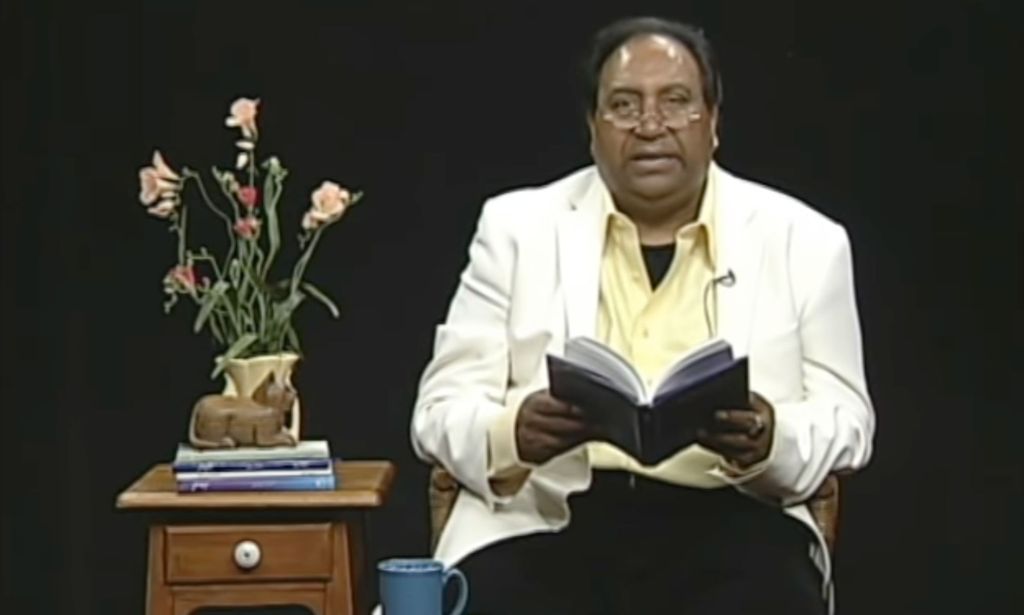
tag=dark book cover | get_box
[547,348,748,466]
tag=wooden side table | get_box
[116,460,395,615]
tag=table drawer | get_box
[165,522,332,584]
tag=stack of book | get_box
[172,439,337,493]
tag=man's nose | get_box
[634,114,668,138]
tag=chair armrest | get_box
[808,474,840,553]
[429,466,460,551]
[427,466,842,554]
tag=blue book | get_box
[177,473,337,493]
[172,458,333,473]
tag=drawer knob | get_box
[233,540,262,570]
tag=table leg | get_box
[146,525,173,615]
[325,519,365,615]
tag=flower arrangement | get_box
[138,97,361,377]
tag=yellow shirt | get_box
[487,173,732,492]
[587,173,725,486]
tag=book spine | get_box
[172,458,333,473]
[174,467,333,481]
[177,474,337,493]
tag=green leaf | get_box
[302,281,340,318]
[210,333,258,379]
[263,277,290,301]
[193,280,229,333]
[272,290,305,323]
[229,258,242,287]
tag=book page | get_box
[564,337,646,403]
[654,338,735,399]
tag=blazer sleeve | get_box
[722,223,876,507]
[410,198,526,507]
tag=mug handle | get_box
[443,567,469,615]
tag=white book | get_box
[173,439,331,464]
[174,466,334,481]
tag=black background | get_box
[1,1,1020,613]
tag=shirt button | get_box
[641,328,650,339]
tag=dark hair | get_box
[581,16,724,115]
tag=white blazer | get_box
[410,162,875,603]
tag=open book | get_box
[546,337,748,466]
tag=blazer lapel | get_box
[556,170,608,340]
[711,165,765,358]
[553,164,764,355]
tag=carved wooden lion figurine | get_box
[188,371,298,449]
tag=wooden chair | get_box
[428,466,840,553]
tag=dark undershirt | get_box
[641,243,676,289]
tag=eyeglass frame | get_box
[597,94,706,131]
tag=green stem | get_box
[185,282,227,347]
[240,239,263,337]
[290,228,323,297]
[208,310,226,346]
[221,291,244,340]
[177,204,187,264]
[260,168,284,279]
[191,249,223,279]
[216,173,242,223]
[245,247,267,340]
[248,146,256,188]
[184,170,236,273]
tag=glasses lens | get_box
[602,109,700,131]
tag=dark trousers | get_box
[456,471,826,615]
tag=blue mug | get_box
[378,558,468,615]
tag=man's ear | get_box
[710,108,721,150]
[587,115,597,158]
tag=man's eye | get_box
[610,98,638,114]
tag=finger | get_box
[531,413,589,436]
[534,398,584,418]
[537,431,584,458]
[697,429,753,455]
[711,409,761,433]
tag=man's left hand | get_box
[697,392,774,469]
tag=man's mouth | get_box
[628,152,681,171]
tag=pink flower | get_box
[138,150,181,206]
[234,216,261,239]
[152,151,180,181]
[138,168,164,205]
[303,181,352,230]
[225,97,259,138]
[164,264,197,293]
[147,200,176,218]
[237,186,258,209]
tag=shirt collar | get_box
[696,166,719,270]
[598,167,719,269]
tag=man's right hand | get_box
[515,390,593,465]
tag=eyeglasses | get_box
[599,96,704,131]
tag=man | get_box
[411,16,874,615]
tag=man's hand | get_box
[697,391,775,469]
[515,390,593,465]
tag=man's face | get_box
[589,34,717,207]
